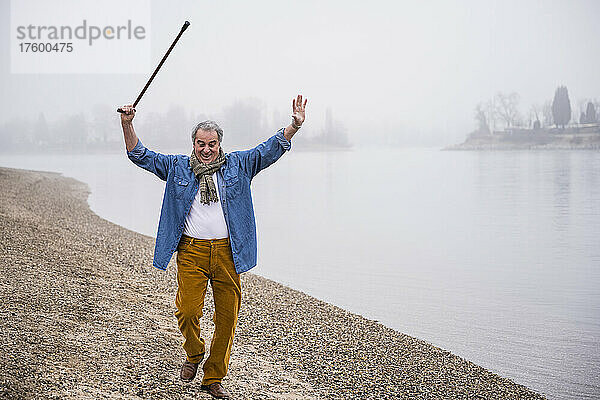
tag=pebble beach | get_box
[0,167,548,400]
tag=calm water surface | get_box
[1,147,599,400]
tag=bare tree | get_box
[542,100,553,127]
[494,92,521,129]
[577,98,589,122]
[474,103,490,134]
[529,105,542,129]
[485,99,497,132]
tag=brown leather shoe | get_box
[180,360,200,382]
[201,382,230,399]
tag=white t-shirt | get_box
[183,172,229,239]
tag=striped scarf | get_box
[189,148,226,204]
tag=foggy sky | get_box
[1,0,600,146]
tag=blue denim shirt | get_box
[126,129,291,273]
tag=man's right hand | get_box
[119,105,135,123]
[120,105,139,151]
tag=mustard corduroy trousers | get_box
[174,235,241,386]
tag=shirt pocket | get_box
[173,175,190,198]
[224,174,241,198]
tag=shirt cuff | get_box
[275,128,292,151]
[126,139,145,158]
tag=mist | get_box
[2,0,600,148]
[2,2,600,398]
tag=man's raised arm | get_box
[119,104,139,151]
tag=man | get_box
[119,95,307,399]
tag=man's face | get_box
[193,129,220,164]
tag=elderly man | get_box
[119,95,307,399]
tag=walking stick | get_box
[117,21,190,113]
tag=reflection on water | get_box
[1,148,599,400]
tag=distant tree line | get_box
[294,108,350,149]
[0,100,351,153]
[0,101,274,153]
[472,86,599,136]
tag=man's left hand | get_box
[292,94,307,128]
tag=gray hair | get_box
[191,120,224,143]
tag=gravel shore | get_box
[0,167,547,400]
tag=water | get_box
[1,148,599,399]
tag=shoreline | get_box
[445,132,600,151]
[0,166,547,399]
